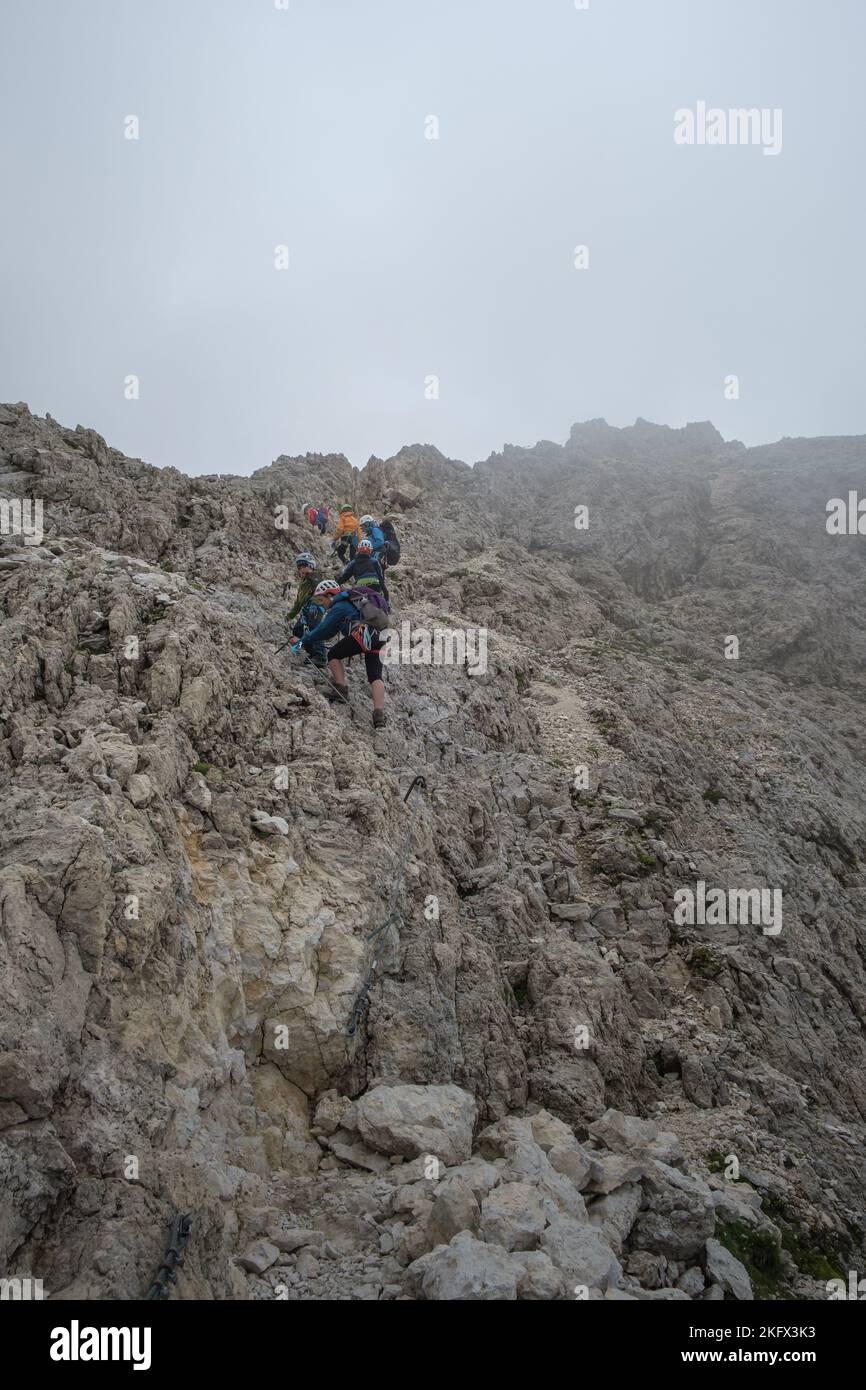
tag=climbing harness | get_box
[144,1213,193,1300]
[346,776,427,1036]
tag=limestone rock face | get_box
[1,401,865,1301]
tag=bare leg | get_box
[329,658,346,685]
[370,679,385,711]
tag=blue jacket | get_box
[363,523,385,558]
[300,594,358,648]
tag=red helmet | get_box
[356,538,373,554]
[313,579,341,598]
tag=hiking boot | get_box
[372,708,387,729]
[325,683,349,704]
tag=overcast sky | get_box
[1,0,864,475]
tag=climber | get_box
[332,504,362,562]
[296,579,389,728]
[284,552,319,622]
[335,536,389,600]
[379,516,401,567]
[306,503,318,527]
[316,502,329,535]
[358,514,386,563]
[290,597,327,667]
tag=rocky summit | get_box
[1,401,864,1302]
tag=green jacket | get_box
[287,575,317,621]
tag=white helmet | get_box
[359,514,375,527]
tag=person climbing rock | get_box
[332,504,362,562]
[358,514,386,563]
[315,502,328,534]
[298,579,390,727]
[284,552,319,622]
[306,503,318,527]
[379,516,401,567]
[291,597,327,667]
[335,536,389,599]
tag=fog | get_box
[1,0,863,474]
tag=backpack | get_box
[380,518,401,566]
[346,587,393,631]
[301,600,325,629]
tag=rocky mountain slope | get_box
[1,400,864,1301]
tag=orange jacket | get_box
[335,511,361,540]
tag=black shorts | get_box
[328,633,383,684]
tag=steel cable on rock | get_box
[144,1213,193,1300]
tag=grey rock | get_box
[587,1183,642,1253]
[355,1084,476,1166]
[427,1177,480,1245]
[480,1181,546,1251]
[677,1266,706,1297]
[512,1250,567,1300]
[540,1218,622,1292]
[236,1240,280,1274]
[269,1229,325,1254]
[408,1231,519,1301]
[703,1237,754,1301]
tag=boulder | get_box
[587,1183,642,1253]
[477,1116,587,1221]
[355,1084,477,1166]
[586,1153,647,1194]
[631,1161,716,1260]
[678,1265,706,1297]
[512,1250,566,1300]
[235,1239,280,1274]
[408,1231,519,1301]
[703,1237,754,1300]
[480,1181,546,1251]
[540,1217,622,1292]
[427,1177,480,1245]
